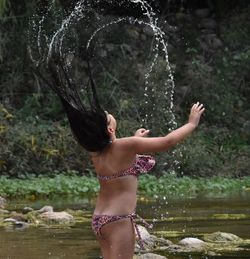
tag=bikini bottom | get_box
[92,212,153,250]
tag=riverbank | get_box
[0,174,250,199]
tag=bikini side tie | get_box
[129,212,153,250]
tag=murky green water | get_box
[1,193,250,259]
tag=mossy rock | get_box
[204,232,242,242]
[153,230,187,238]
[212,214,250,220]
[134,253,167,259]
[38,211,74,223]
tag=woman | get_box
[90,103,204,259]
[40,57,204,258]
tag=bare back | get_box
[91,139,138,215]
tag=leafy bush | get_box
[0,104,91,177]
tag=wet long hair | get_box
[35,55,111,152]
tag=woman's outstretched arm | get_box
[120,102,205,154]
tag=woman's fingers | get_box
[199,107,205,114]
[193,102,204,110]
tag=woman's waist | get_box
[94,193,137,215]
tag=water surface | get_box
[1,193,250,258]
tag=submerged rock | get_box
[165,243,206,254]
[134,253,167,259]
[3,218,29,229]
[204,232,242,242]
[39,211,74,223]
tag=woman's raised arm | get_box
[120,102,205,154]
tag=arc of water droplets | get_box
[47,0,89,64]
[130,0,177,130]
[86,15,176,130]
[32,0,177,133]
[130,0,181,172]
[37,1,55,57]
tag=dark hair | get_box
[60,98,111,152]
[35,56,111,152]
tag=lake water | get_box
[1,193,250,258]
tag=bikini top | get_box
[97,155,155,181]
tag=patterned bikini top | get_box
[97,155,155,181]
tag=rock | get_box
[4,218,17,223]
[0,196,6,209]
[14,221,30,229]
[136,225,151,240]
[204,232,242,242]
[134,225,172,252]
[179,237,206,247]
[153,236,172,247]
[10,212,27,222]
[0,209,9,214]
[37,206,54,213]
[22,207,34,214]
[135,225,154,251]
[195,9,210,18]
[166,244,183,253]
[167,243,205,254]
[3,218,29,229]
[39,211,74,223]
[199,18,217,30]
[134,253,167,259]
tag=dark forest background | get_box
[0,0,249,178]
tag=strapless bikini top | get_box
[97,155,155,181]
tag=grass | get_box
[0,173,250,199]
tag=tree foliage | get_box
[0,0,250,177]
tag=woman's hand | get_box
[188,102,205,127]
[134,128,150,137]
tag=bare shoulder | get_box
[114,135,172,154]
[112,137,138,155]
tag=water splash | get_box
[130,0,176,131]
[30,0,177,131]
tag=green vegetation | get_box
[0,2,250,178]
[0,174,250,198]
